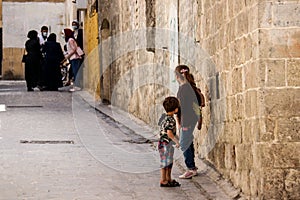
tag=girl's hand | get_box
[175,143,180,148]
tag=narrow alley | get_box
[0,81,239,200]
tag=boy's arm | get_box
[166,130,180,148]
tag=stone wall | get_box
[94,0,300,198]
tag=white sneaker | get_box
[179,170,194,179]
[191,169,198,176]
[179,169,198,179]
[74,86,81,91]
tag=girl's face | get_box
[175,72,180,83]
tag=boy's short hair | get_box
[163,97,179,113]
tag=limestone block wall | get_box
[95,0,299,198]
[98,0,169,126]
[188,0,300,199]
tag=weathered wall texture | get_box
[2,1,66,79]
[94,0,300,199]
[83,1,100,97]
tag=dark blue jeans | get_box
[180,127,196,170]
[183,142,196,170]
[70,58,81,81]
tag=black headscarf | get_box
[47,33,57,42]
[27,30,38,40]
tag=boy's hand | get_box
[175,143,180,148]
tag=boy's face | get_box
[173,108,179,114]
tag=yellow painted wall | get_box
[2,48,24,79]
[84,11,100,98]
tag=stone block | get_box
[278,116,300,142]
[264,88,300,118]
[245,90,258,118]
[257,117,275,142]
[262,169,285,199]
[225,143,236,170]
[226,121,242,144]
[248,5,259,32]
[249,170,260,198]
[236,94,245,120]
[242,119,252,144]
[231,67,243,94]
[240,170,251,196]
[265,60,286,87]
[245,61,264,90]
[273,2,300,27]
[258,2,272,28]
[259,144,300,168]
[287,60,300,86]
[285,169,300,199]
[235,144,253,170]
[236,12,248,37]
[259,29,300,58]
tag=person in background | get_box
[38,26,49,46]
[71,20,83,50]
[62,28,83,92]
[41,33,64,91]
[37,25,49,89]
[24,30,42,91]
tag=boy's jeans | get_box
[180,126,196,170]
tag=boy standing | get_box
[158,97,181,187]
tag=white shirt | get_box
[38,34,47,45]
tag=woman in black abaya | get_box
[24,30,42,91]
[41,33,64,91]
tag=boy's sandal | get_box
[169,179,181,187]
[160,182,175,187]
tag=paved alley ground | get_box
[0,81,242,200]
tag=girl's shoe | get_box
[179,170,194,179]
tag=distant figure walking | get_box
[41,33,64,91]
[24,30,42,91]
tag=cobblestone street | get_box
[0,81,239,200]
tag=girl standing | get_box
[175,65,199,179]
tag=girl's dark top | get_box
[177,83,198,127]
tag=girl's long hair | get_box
[175,65,197,90]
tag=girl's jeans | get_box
[180,127,196,170]
[70,58,81,81]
